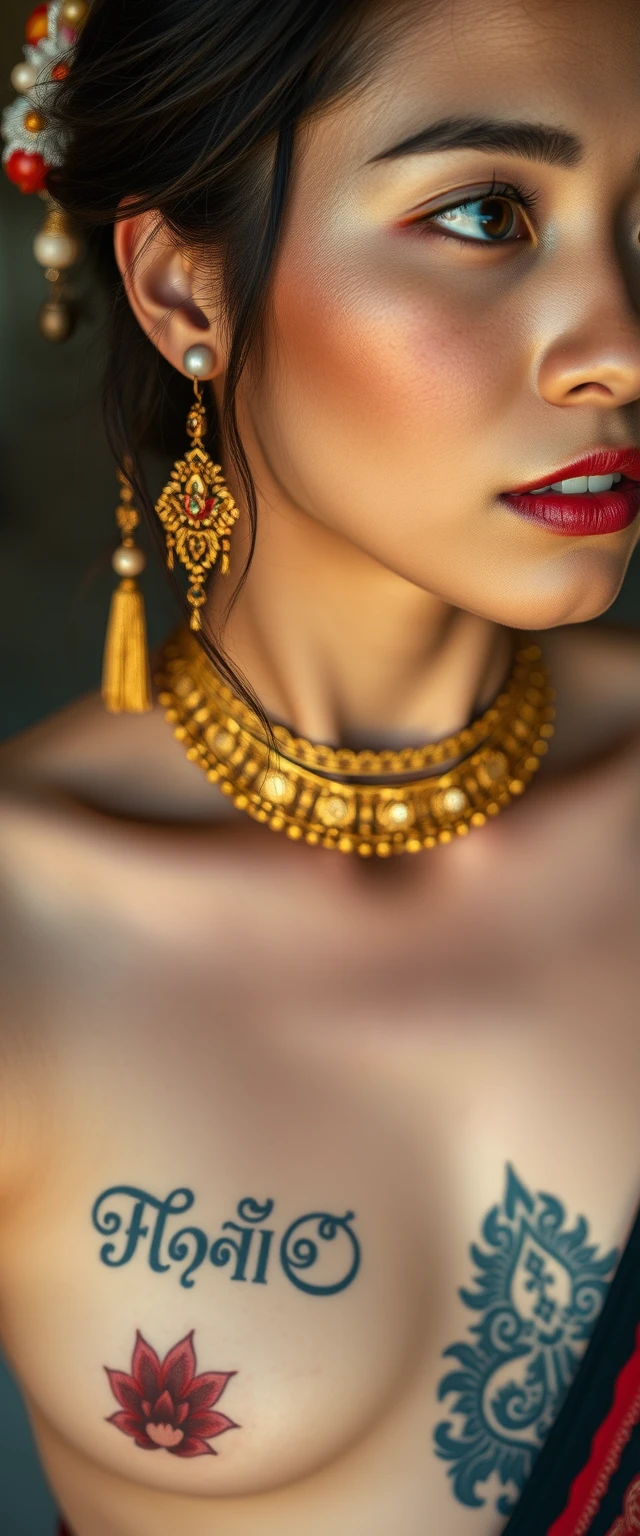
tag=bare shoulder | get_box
[0,696,134,1193]
[0,690,237,1194]
[0,683,248,984]
[0,686,239,987]
[0,686,230,821]
[0,691,192,957]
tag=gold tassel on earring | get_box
[154,347,240,630]
[102,464,152,713]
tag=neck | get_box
[206,503,510,750]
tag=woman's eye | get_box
[421,194,532,244]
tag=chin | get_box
[486,549,632,631]
[426,546,632,633]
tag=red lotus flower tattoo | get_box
[105,1330,238,1456]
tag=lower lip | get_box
[500,479,640,536]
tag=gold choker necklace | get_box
[156,631,555,858]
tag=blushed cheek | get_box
[267,252,511,474]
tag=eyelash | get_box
[412,178,540,245]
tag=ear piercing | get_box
[183,344,214,378]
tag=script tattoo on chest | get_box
[92,1186,361,1295]
[433,1164,620,1519]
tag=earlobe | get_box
[113,211,222,376]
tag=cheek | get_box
[250,245,634,627]
[266,244,518,483]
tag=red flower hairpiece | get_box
[1,1,89,338]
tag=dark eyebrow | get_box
[369,116,583,169]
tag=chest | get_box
[2,836,639,1532]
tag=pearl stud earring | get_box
[183,344,214,379]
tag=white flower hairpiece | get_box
[2,1,90,338]
[2,1,87,191]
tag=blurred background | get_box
[0,1,639,1534]
[0,0,180,746]
[0,5,181,1533]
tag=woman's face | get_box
[238,0,640,628]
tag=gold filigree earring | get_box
[154,345,240,630]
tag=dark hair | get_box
[49,0,399,713]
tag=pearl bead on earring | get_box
[183,344,214,379]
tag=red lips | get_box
[501,448,640,536]
[507,448,640,494]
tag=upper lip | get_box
[506,448,640,493]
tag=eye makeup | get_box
[399,177,540,246]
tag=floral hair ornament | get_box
[3,0,151,712]
[2,1,89,340]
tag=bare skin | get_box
[1,1,640,1533]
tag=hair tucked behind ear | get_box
[48,0,397,716]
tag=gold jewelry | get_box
[155,630,556,858]
[102,465,151,713]
[183,639,540,778]
[154,379,240,630]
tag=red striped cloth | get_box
[548,1324,640,1535]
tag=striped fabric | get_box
[504,1201,640,1534]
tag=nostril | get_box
[567,382,614,397]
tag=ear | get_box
[113,210,226,378]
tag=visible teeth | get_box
[551,476,588,493]
[587,474,615,492]
[527,471,623,494]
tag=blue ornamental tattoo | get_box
[434,1165,619,1518]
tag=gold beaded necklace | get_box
[156,631,555,858]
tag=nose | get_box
[536,249,640,411]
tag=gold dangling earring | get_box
[102,461,152,713]
[154,345,240,631]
